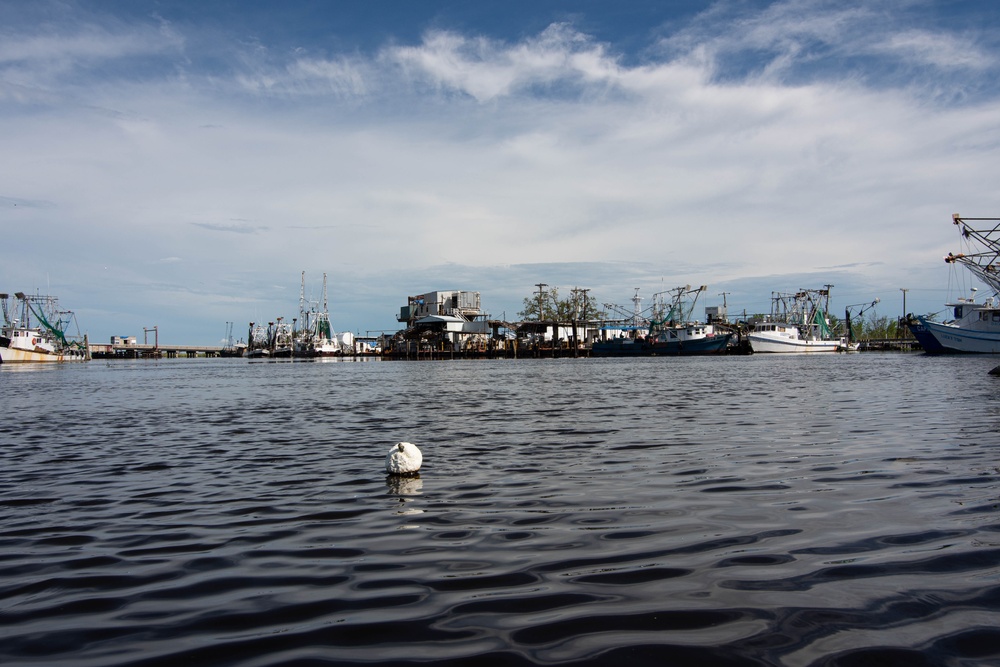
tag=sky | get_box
[3,0,1000,345]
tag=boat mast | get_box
[946,214,1000,295]
[631,289,642,329]
[299,271,307,331]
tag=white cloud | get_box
[386,24,619,102]
[879,29,995,70]
[1,1,998,342]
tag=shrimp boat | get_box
[293,272,342,357]
[748,287,845,353]
[245,322,270,358]
[912,214,1000,353]
[245,318,293,358]
[0,292,90,363]
[591,285,734,356]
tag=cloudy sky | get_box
[3,0,1000,344]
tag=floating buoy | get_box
[385,442,422,475]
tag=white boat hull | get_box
[0,346,88,363]
[918,317,1000,353]
[748,334,840,353]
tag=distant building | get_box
[397,290,484,325]
[395,290,491,351]
[704,305,728,323]
[111,336,137,346]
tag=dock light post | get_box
[900,288,908,338]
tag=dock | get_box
[88,343,383,359]
[84,336,923,360]
[89,343,227,358]
[857,338,922,352]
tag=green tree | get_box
[863,313,898,339]
[518,287,605,321]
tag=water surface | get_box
[2,354,999,666]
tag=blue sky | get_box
[3,0,1000,344]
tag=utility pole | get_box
[570,288,580,357]
[535,283,548,321]
[900,288,909,339]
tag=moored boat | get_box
[591,285,734,357]
[748,287,845,353]
[748,321,841,353]
[293,272,343,357]
[245,322,271,358]
[592,324,732,356]
[905,315,947,353]
[914,214,1000,353]
[915,297,1000,353]
[0,292,89,363]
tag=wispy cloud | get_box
[658,0,998,90]
[191,221,269,234]
[1,0,998,342]
[0,17,184,102]
[386,23,619,102]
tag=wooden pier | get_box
[857,338,922,352]
[89,343,227,359]
[88,343,383,359]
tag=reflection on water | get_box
[386,474,423,496]
[1,355,999,666]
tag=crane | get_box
[844,298,880,344]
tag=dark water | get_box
[2,354,999,666]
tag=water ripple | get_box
[1,355,999,666]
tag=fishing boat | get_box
[243,318,293,358]
[647,322,733,355]
[905,315,946,354]
[912,214,1000,354]
[293,272,342,357]
[914,293,1000,353]
[592,285,734,356]
[220,322,247,357]
[748,287,844,353]
[245,322,270,358]
[0,292,89,363]
[271,318,294,358]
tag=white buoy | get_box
[385,442,422,475]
